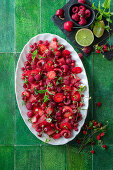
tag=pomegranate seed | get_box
[102,144,107,149]
[91,150,95,154]
[97,135,101,140]
[97,102,102,107]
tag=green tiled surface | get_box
[0,0,113,169]
[0,0,14,52]
[0,146,14,170]
[15,146,40,170]
[0,53,14,145]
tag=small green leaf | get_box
[56,76,63,85]
[38,90,47,94]
[44,95,50,103]
[102,0,111,9]
[32,50,37,61]
[28,118,31,123]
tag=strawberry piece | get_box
[72,67,82,74]
[53,93,63,103]
[60,122,72,130]
[38,108,44,116]
[62,85,71,91]
[62,50,71,57]
[60,129,71,138]
[30,83,38,93]
[71,91,81,101]
[25,69,41,76]
[33,107,39,114]
[46,60,53,71]
[53,133,61,139]
[31,115,38,123]
[63,106,73,113]
[46,107,53,114]
[39,44,48,54]
[29,94,36,103]
[57,58,66,64]
[22,91,30,98]
[32,115,46,128]
[46,129,55,136]
[47,71,56,80]
[49,41,58,50]
[64,112,72,118]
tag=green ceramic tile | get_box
[0,53,14,145]
[15,146,40,170]
[15,100,43,145]
[41,145,66,170]
[0,146,14,170]
[41,0,66,39]
[93,95,113,145]
[67,145,92,170]
[15,0,40,52]
[0,0,14,52]
[93,146,113,170]
[93,53,113,97]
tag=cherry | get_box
[56,9,64,19]
[64,21,74,32]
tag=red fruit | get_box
[60,122,72,130]
[76,139,81,144]
[33,107,39,114]
[96,50,101,53]
[31,115,38,123]
[72,13,80,22]
[46,107,53,114]
[27,111,34,118]
[72,67,82,74]
[46,60,53,71]
[56,9,64,19]
[71,91,81,101]
[61,65,69,73]
[78,10,85,17]
[29,94,36,103]
[53,37,57,42]
[91,150,95,154]
[97,102,102,107]
[83,130,87,134]
[63,106,73,114]
[62,50,71,57]
[62,85,71,91]
[35,74,41,81]
[100,132,104,137]
[53,93,63,103]
[26,53,32,61]
[78,53,83,60]
[26,102,33,110]
[94,121,98,126]
[111,45,113,49]
[25,69,41,77]
[53,133,61,139]
[56,51,61,56]
[82,46,92,54]
[49,41,58,50]
[47,71,56,80]
[64,112,72,118]
[85,9,91,18]
[64,21,74,32]
[97,135,101,140]
[39,40,43,44]
[46,129,55,136]
[39,44,48,54]
[78,0,85,3]
[102,144,107,149]
[60,129,71,138]
[79,17,87,25]
[28,75,35,83]
[103,45,108,52]
[79,5,86,11]
[72,6,79,13]
[22,91,30,98]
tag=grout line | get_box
[65,144,67,170]
[40,144,42,170]
[40,0,41,33]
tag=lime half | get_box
[75,28,94,47]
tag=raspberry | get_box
[102,144,107,149]
[97,102,102,107]
[96,50,101,53]
[39,40,43,44]
[56,51,61,56]
[78,53,83,60]
[28,75,35,83]
[78,10,85,17]
[72,6,79,13]
[62,50,71,57]
[26,102,33,110]
[85,9,91,18]
[97,135,101,140]
[35,74,41,81]
[91,150,95,154]
[82,46,92,54]
[27,111,34,118]
[26,53,32,61]
[79,5,86,11]
[72,13,80,22]
[78,0,85,3]
[43,40,49,46]
[79,17,87,25]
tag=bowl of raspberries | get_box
[69,3,95,27]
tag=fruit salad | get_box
[21,37,86,140]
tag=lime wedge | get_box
[75,28,94,47]
[93,20,105,38]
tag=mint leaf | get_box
[44,95,50,103]
[38,90,47,94]
[102,0,111,9]
[32,50,37,61]
[56,76,63,85]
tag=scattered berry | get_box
[97,102,102,107]
[97,135,101,140]
[96,50,101,53]
[100,132,104,137]
[82,46,92,54]
[102,145,107,149]
[91,150,95,154]
[64,21,74,32]
[83,130,87,134]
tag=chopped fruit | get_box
[21,38,85,140]
[71,91,81,101]
[39,44,48,54]
[64,21,74,32]
[60,122,72,130]
[47,71,56,80]
[56,9,64,19]
[53,93,63,103]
